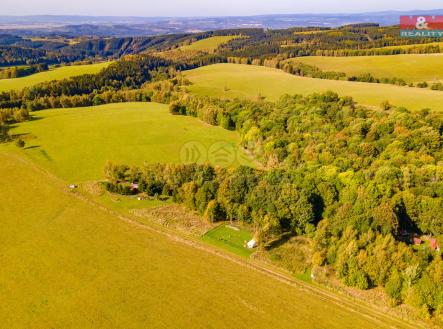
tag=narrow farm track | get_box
[7,152,425,329]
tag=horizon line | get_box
[1,8,443,19]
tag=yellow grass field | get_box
[184,63,443,112]
[0,62,111,92]
[180,35,239,52]
[289,54,443,83]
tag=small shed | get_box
[430,238,440,251]
[246,239,257,249]
[413,237,422,246]
[130,182,139,192]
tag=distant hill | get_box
[0,9,442,36]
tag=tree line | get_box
[0,63,48,79]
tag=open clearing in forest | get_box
[289,54,443,83]
[184,63,443,112]
[0,61,110,92]
[10,102,248,182]
[0,149,418,328]
[180,35,239,52]
[202,224,254,257]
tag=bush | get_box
[385,269,403,305]
[430,82,443,91]
[169,102,181,115]
[15,138,25,148]
[380,100,392,111]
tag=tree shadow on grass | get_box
[264,232,294,251]
[10,132,30,139]
[24,145,40,150]
[29,116,44,122]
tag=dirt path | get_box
[6,151,426,329]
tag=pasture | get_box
[374,41,443,51]
[289,54,443,83]
[0,61,110,92]
[180,35,239,52]
[184,63,443,112]
[10,102,247,182]
[0,150,406,328]
[202,224,254,257]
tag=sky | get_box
[1,0,442,17]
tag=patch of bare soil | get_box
[131,204,213,236]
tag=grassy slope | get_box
[184,63,443,112]
[0,62,110,92]
[11,102,248,182]
[290,54,443,83]
[1,151,403,329]
[374,41,443,50]
[180,36,239,52]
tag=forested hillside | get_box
[1,24,442,68]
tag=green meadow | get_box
[185,63,443,112]
[202,224,254,257]
[1,150,407,329]
[290,54,443,83]
[180,35,239,52]
[0,62,111,92]
[10,102,246,182]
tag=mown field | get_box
[184,63,443,112]
[1,150,408,329]
[10,102,248,182]
[202,224,254,257]
[180,35,239,52]
[289,54,443,83]
[0,62,110,92]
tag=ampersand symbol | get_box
[415,16,428,30]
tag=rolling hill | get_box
[180,36,239,52]
[289,54,443,83]
[0,62,110,92]
[9,102,248,182]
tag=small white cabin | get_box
[246,239,257,249]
